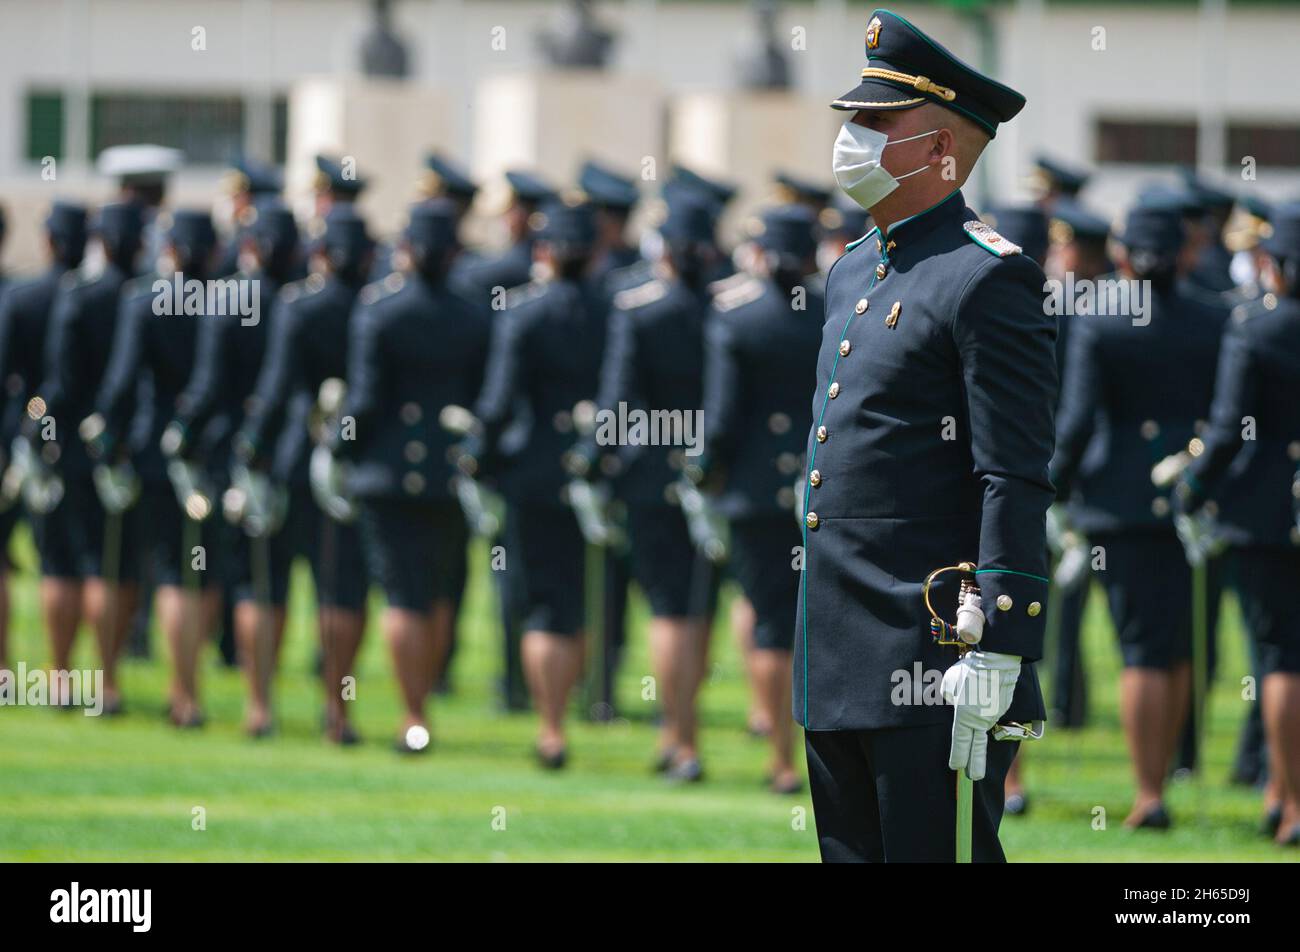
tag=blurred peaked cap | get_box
[504,169,557,205]
[225,157,282,196]
[95,201,146,243]
[251,200,300,247]
[669,165,738,208]
[1120,203,1185,254]
[46,201,89,240]
[1137,181,1205,219]
[535,197,597,247]
[323,204,372,253]
[1048,198,1110,245]
[659,192,715,243]
[774,171,833,207]
[982,204,1048,261]
[314,154,367,195]
[662,179,722,223]
[755,204,818,260]
[1238,194,1273,222]
[1261,201,1300,259]
[405,198,459,250]
[96,144,183,182]
[423,153,478,199]
[1178,167,1235,210]
[1031,155,1089,196]
[819,193,871,238]
[831,9,1025,139]
[165,208,216,256]
[578,160,639,210]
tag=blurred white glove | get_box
[941,650,1021,781]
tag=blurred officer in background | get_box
[84,209,217,728]
[1051,197,1228,829]
[333,199,489,752]
[580,159,642,286]
[235,205,376,745]
[1176,201,1300,846]
[460,198,607,769]
[163,201,301,737]
[697,204,823,794]
[1043,198,1113,732]
[0,203,13,669]
[1026,155,1088,215]
[453,170,556,302]
[215,157,283,278]
[0,204,88,678]
[570,191,719,781]
[312,154,368,220]
[34,201,142,713]
[1180,168,1236,294]
[815,195,871,281]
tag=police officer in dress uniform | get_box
[1026,155,1088,215]
[0,205,88,680]
[162,201,301,737]
[0,203,11,669]
[801,9,1056,863]
[1180,168,1236,295]
[333,199,490,753]
[452,170,556,300]
[234,205,375,744]
[215,158,283,278]
[84,209,219,728]
[697,204,824,795]
[459,197,607,769]
[34,202,143,714]
[1175,201,1300,846]
[570,191,718,781]
[1051,196,1228,829]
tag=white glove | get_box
[941,650,1021,781]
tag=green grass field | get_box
[0,524,1295,862]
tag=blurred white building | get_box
[1,0,1297,269]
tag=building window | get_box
[22,89,288,166]
[1227,123,1300,169]
[1095,118,1198,165]
[26,91,64,162]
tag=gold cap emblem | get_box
[866,16,882,50]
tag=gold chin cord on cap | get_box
[923,561,977,651]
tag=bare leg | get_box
[429,598,456,690]
[42,577,81,702]
[320,606,366,739]
[1121,667,1180,824]
[753,647,797,790]
[157,584,215,724]
[236,598,286,733]
[1262,672,1300,843]
[385,606,434,737]
[84,578,138,707]
[731,597,767,735]
[649,617,686,759]
[522,629,585,757]
[0,569,9,670]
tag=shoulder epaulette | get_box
[713,276,765,313]
[358,272,405,307]
[504,280,546,309]
[707,271,749,298]
[613,277,668,312]
[963,220,1021,257]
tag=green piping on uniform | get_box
[974,568,1049,583]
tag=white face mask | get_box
[832,121,938,211]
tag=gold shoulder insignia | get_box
[964,220,1022,257]
[713,277,764,313]
[613,278,667,311]
[707,272,749,298]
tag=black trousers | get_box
[805,721,1017,863]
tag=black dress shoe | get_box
[1261,805,1283,838]
[330,723,361,746]
[102,697,126,717]
[246,722,275,740]
[1279,823,1300,847]
[770,775,804,796]
[536,745,568,770]
[665,758,704,784]
[653,747,678,774]
[175,710,206,730]
[1004,793,1029,817]
[1131,803,1172,830]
